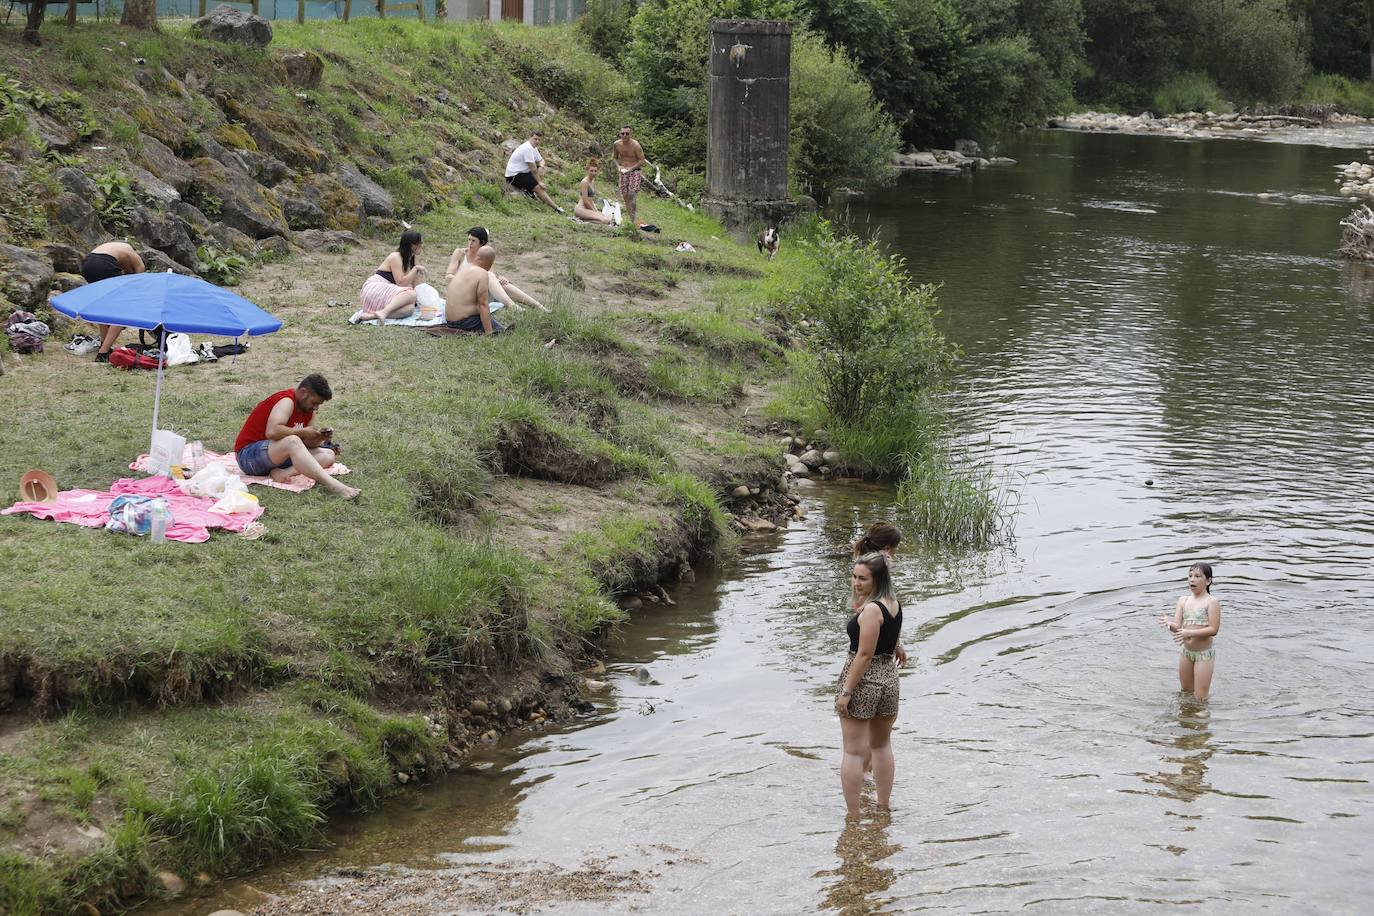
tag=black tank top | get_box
[847,599,902,654]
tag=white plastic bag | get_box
[601,199,623,227]
[148,429,186,477]
[165,333,199,366]
[185,461,229,497]
[211,477,259,515]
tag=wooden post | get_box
[199,0,206,15]
[297,0,304,22]
[376,0,384,17]
[66,0,76,26]
[417,0,425,22]
[344,0,351,20]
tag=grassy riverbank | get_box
[0,191,822,913]
[0,18,992,912]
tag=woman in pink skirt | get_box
[359,231,425,321]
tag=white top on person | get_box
[505,140,543,178]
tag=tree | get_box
[22,1,45,45]
[121,0,159,30]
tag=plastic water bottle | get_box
[149,499,168,544]
[190,440,205,474]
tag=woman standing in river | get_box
[1160,562,1222,702]
[836,550,903,817]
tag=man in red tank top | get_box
[233,374,359,499]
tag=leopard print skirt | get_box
[837,652,899,719]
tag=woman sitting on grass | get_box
[359,230,425,321]
[574,158,616,225]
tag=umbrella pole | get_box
[150,328,166,455]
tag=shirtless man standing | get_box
[444,245,505,335]
[79,240,144,361]
[613,125,648,230]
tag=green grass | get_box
[1152,71,1229,115]
[1294,73,1374,118]
[896,443,1018,549]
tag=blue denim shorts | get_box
[236,439,291,477]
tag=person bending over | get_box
[80,240,144,362]
[358,230,425,322]
[234,374,359,499]
[445,245,505,335]
[504,131,564,214]
[444,226,546,312]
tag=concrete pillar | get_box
[704,19,795,228]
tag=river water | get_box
[184,129,1374,913]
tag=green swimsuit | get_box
[1180,604,1215,662]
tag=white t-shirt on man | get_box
[505,141,543,178]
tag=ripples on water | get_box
[187,130,1374,915]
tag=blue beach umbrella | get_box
[51,272,283,454]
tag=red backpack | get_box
[108,346,164,370]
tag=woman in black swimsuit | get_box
[835,549,903,817]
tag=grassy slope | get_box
[0,19,823,913]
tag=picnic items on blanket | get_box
[51,273,282,459]
[210,477,259,515]
[105,494,172,537]
[415,282,443,321]
[131,446,351,493]
[348,308,448,328]
[3,475,263,543]
[148,429,187,478]
[19,469,58,504]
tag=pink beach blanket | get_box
[2,476,262,543]
[129,447,350,492]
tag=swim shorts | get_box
[505,171,538,195]
[619,167,643,197]
[80,252,123,284]
[838,653,899,719]
[236,439,292,477]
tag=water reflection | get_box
[817,814,902,914]
[1144,701,1215,807]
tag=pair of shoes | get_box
[65,334,98,355]
[194,342,219,362]
[556,206,567,214]
[94,350,110,363]
[638,223,660,233]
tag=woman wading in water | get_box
[836,549,903,817]
[1160,562,1222,702]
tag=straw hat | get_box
[19,469,57,504]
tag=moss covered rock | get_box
[299,173,363,232]
[213,122,259,152]
[131,105,192,155]
[188,157,288,239]
[220,97,329,172]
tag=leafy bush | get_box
[1200,0,1304,103]
[789,31,898,197]
[578,0,636,67]
[93,168,136,230]
[1296,73,1374,119]
[1153,71,1227,114]
[784,221,954,425]
[196,245,249,286]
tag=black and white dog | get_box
[757,227,779,260]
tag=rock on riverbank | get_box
[1048,110,1366,138]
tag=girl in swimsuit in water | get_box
[1160,562,1222,702]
